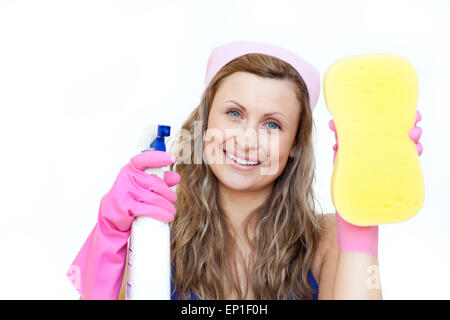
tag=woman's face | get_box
[204,71,301,192]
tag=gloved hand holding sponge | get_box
[67,151,180,300]
[329,111,423,257]
[324,54,425,257]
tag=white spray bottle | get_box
[126,124,172,300]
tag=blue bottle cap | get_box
[149,125,171,151]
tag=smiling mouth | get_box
[223,150,262,166]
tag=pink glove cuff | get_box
[67,215,129,300]
[335,211,379,256]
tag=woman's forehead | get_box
[213,72,301,116]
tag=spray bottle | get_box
[126,124,172,299]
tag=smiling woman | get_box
[205,71,301,192]
[167,43,326,300]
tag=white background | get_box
[0,0,448,299]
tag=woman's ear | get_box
[289,146,296,158]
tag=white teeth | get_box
[226,152,260,165]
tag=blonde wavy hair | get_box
[168,53,324,299]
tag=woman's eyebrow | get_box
[225,100,288,121]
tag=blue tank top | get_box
[170,269,318,300]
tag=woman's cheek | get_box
[260,137,290,176]
[203,128,227,165]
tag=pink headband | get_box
[203,41,321,112]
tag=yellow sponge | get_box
[323,54,424,226]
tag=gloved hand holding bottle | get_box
[66,151,180,299]
[329,110,423,256]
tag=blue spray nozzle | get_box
[149,125,171,151]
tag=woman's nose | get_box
[237,126,259,150]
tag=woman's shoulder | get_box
[319,212,338,246]
[311,212,338,283]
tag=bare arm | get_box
[118,252,128,300]
[318,213,382,300]
[333,251,382,299]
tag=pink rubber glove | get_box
[66,151,180,299]
[329,110,423,256]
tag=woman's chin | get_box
[207,161,278,192]
[217,170,264,192]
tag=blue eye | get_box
[227,110,241,118]
[266,122,281,130]
[226,109,281,130]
